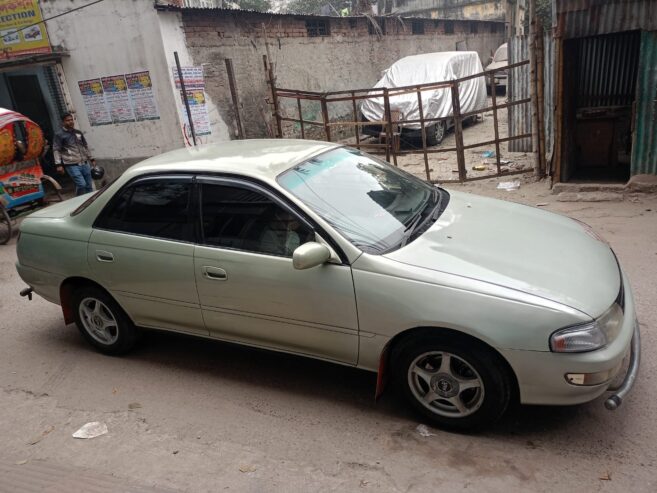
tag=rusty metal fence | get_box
[265,57,535,183]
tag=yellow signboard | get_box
[0,0,51,59]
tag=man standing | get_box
[53,113,95,195]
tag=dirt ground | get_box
[341,95,535,182]
[1,181,656,492]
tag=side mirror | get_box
[293,242,330,270]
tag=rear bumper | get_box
[500,269,639,407]
[15,261,63,305]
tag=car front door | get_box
[194,177,359,364]
[88,175,206,336]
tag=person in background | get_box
[53,113,95,195]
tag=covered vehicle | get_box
[485,43,509,93]
[361,51,488,145]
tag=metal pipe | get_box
[174,51,197,146]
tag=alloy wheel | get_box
[407,351,485,418]
[79,297,119,345]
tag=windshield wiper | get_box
[399,188,445,248]
[400,212,424,247]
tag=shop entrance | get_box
[561,31,640,182]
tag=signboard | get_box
[0,0,51,59]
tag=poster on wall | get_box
[172,66,211,137]
[125,71,160,121]
[0,0,51,59]
[101,75,136,123]
[78,79,112,126]
[180,89,211,136]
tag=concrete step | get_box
[555,191,625,202]
[551,182,626,194]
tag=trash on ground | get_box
[239,465,257,473]
[416,424,435,437]
[472,164,488,171]
[28,425,54,445]
[15,459,28,465]
[496,181,521,191]
[72,421,108,439]
[536,203,549,207]
[599,472,612,481]
[481,150,495,158]
[500,159,512,164]
[128,402,142,410]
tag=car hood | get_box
[384,191,619,317]
[486,60,508,73]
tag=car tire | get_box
[426,120,446,146]
[72,286,138,355]
[0,207,11,245]
[392,334,512,431]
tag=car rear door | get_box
[88,175,206,336]
[193,177,359,364]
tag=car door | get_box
[194,177,359,364]
[88,175,206,336]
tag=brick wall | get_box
[178,11,505,138]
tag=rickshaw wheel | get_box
[41,177,64,203]
[0,207,11,245]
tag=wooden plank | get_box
[451,82,466,181]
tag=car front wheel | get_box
[72,286,137,355]
[426,120,446,146]
[393,335,512,431]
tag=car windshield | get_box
[278,147,447,254]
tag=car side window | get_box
[96,178,192,242]
[200,183,313,257]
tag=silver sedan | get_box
[16,140,639,430]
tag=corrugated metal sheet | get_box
[631,30,657,175]
[508,35,533,152]
[556,0,657,39]
[575,31,640,108]
[543,31,555,162]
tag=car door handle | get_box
[96,250,114,263]
[203,266,227,281]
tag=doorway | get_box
[561,31,640,182]
[0,65,66,176]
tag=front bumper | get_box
[500,269,640,408]
[605,323,640,410]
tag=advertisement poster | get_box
[180,89,211,136]
[172,66,211,137]
[0,0,51,59]
[172,66,205,91]
[125,71,160,121]
[101,75,135,123]
[78,78,112,126]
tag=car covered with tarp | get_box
[360,51,488,145]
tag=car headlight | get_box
[550,303,624,353]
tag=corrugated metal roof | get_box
[555,0,657,38]
[631,30,657,176]
[154,3,505,22]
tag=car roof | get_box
[125,139,340,181]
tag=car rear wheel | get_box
[393,335,512,431]
[72,286,137,355]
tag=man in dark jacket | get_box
[53,113,95,195]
